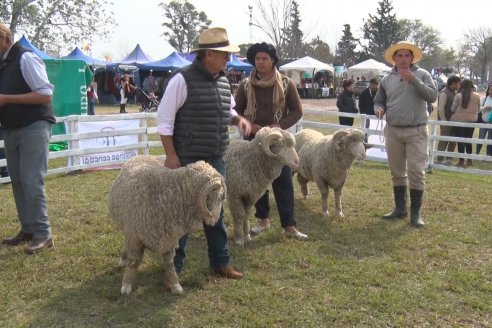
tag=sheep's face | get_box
[271,133,299,169]
[347,141,367,160]
[203,183,226,226]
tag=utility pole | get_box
[248,5,253,43]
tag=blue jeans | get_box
[254,165,296,228]
[476,127,492,155]
[174,157,230,273]
[4,120,52,239]
[87,98,95,115]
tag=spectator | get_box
[119,73,136,113]
[86,79,98,115]
[476,84,492,156]
[450,79,480,167]
[0,126,9,178]
[337,79,358,126]
[358,78,378,140]
[436,75,461,164]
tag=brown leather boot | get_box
[213,265,244,279]
[466,159,473,167]
[456,159,465,168]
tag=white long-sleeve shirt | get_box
[2,45,54,96]
[156,73,238,136]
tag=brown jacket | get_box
[234,76,302,131]
[451,92,480,123]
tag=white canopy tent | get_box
[346,59,391,79]
[279,56,334,98]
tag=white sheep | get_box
[294,128,372,218]
[224,127,299,246]
[108,156,226,295]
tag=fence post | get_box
[68,117,80,168]
[426,124,437,173]
[141,114,149,156]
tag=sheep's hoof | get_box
[118,258,125,267]
[169,283,184,295]
[301,194,308,199]
[121,284,132,295]
[335,212,345,218]
[322,211,329,218]
[245,233,251,242]
[234,238,245,247]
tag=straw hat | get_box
[384,41,423,65]
[191,27,239,53]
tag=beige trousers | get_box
[385,124,428,190]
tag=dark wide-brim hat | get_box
[384,41,423,64]
[246,42,279,66]
[190,27,239,53]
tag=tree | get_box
[333,24,358,66]
[460,27,492,82]
[304,36,332,63]
[252,0,292,56]
[283,0,303,60]
[0,0,115,54]
[159,0,211,53]
[361,0,403,61]
[238,43,254,58]
[399,19,443,70]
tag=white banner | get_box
[366,119,387,160]
[66,120,140,167]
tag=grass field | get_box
[0,104,491,327]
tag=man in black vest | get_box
[156,27,251,280]
[436,75,461,165]
[0,23,55,254]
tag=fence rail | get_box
[1,110,491,184]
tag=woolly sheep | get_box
[108,155,226,295]
[294,128,372,218]
[224,127,299,246]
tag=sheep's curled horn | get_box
[197,178,225,220]
[333,129,351,149]
[259,129,283,157]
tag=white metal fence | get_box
[0,110,491,184]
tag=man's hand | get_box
[237,116,252,137]
[398,68,414,81]
[250,123,263,135]
[374,108,385,119]
[164,153,180,169]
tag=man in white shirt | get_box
[0,23,55,254]
[157,27,250,280]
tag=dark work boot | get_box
[410,189,425,228]
[382,186,408,220]
[119,104,127,113]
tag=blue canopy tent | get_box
[62,47,107,66]
[137,51,191,71]
[17,35,54,60]
[115,44,155,66]
[227,54,252,73]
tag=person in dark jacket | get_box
[156,27,251,280]
[336,79,358,126]
[0,23,55,254]
[358,78,378,140]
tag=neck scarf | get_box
[245,66,285,123]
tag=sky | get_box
[88,0,489,61]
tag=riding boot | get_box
[119,104,127,113]
[410,189,425,228]
[382,186,408,220]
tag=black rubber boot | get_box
[382,186,408,220]
[410,189,425,228]
[119,104,127,113]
